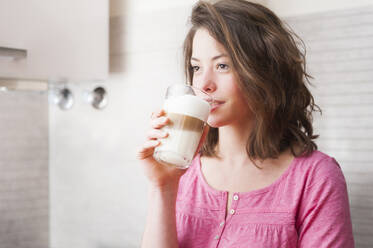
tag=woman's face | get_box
[191,28,252,128]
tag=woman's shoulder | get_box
[294,150,346,188]
[298,150,336,165]
[296,150,340,171]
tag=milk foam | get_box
[163,95,210,121]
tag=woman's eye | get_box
[217,64,229,70]
[191,65,200,72]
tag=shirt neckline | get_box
[195,152,300,198]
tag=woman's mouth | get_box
[210,100,225,112]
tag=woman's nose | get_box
[200,70,217,93]
[201,82,216,93]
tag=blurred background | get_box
[0,0,372,247]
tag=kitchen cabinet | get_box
[0,0,108,81]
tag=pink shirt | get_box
[176,150,354,248]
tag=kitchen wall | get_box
[265,1,373,247]
[49,0,373,247]
[266,0,373,16]
[283,8,373,247]
[49,1,195,247]
[0,89,49,248]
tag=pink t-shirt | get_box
[176,150,354,248]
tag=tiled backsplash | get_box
[286,7,373,247]
[0,90,49,248]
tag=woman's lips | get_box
[210,100,225,112]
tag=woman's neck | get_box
[215,119,254,167]
[214,119,294,169]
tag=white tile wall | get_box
[0,90,49,248]
[50,2,195,248]
[266,0,373,17]
[286,7,373,248]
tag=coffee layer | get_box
[165,112,204,132]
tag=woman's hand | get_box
[136,109,185,191]
[137,109,210,191]
[138,109,209,248]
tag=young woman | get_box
[137,0,355,247]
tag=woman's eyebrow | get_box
[191,54,228,62]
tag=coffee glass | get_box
[153,84,212,169]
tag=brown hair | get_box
[183,0,321,162]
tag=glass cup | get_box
[153,84,213,169]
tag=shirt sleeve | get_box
[296,157,355,248]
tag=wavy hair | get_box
[183,0,321,162]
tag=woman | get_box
[137,0,355,247]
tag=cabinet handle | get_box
[0,46,27,59]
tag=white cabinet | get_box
[0,0,108,81]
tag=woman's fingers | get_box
[151,116,170,129]
[147,129,169,140]
[151,109,166,120]
[137,140,160,160]
[136,110,170,160]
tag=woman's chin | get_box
[207,122,220,128]
[207,117,228,128]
